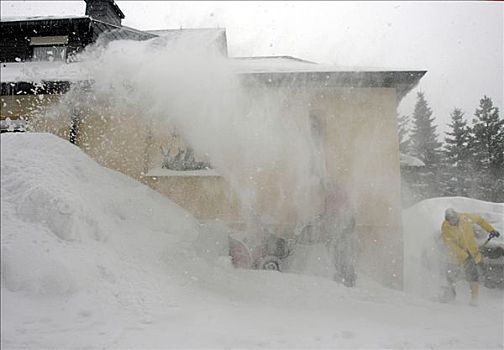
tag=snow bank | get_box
[1,133,198,298]
[400,152,425,167]
[403,196,504,297]
[1,134,503,349]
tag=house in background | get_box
[0,1,155,63]
[0,0,425,289]
[0,0,227,133]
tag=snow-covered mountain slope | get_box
[1,133,502,349]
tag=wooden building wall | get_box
[0,18,93,63]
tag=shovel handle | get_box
[481,236,494,248]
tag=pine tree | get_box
[469,96,504,202]
[397,114,411,154]
[406,92,443,199]
[410,92,442,166]
[443,108,471,196]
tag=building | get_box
[0,0,425,288]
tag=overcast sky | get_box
[1,1,502,137]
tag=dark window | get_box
[32,45,67,62]
[30,36,69,62]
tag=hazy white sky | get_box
[1,1,502,137]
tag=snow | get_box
[0,61,88,83]
[231,56,421,74]
[147,27,226,39]
[1,133,503,348]
[231,56,318,73]
[0,53,420,84]
[0,118,28,132]
[0,15,88,23]
[0,57,364,83]
[400,152,426,167]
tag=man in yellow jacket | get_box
[441,208,500,306]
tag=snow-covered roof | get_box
[234,57,425,100]
[231,56,318,73]
[0,56,318,84]
[1,55,425,102]
[1,62,88,83]
[231,56,420,74]
[146,27,226,38]
[400,153,425,167]
[0,15,89,23]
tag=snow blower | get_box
[228,215,329,272]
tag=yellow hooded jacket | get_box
[441,213,495,265]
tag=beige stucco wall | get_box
[1,94,70,139]
[142,86,404,287]
[1,94,61,120]
[312,87,403,288]
[1,85,404,288]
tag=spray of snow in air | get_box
[46,32,332,242]
[41,32,395,284]
[27,29,369,285]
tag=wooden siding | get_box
[0,18,155,64]
[0,18,93,63]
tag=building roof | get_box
[0,15,90,23]
[0,14,424,100]
[90,20,157,41]
[146,27,226,38]
[1,57,426,101]
[233,56,426,100]
[232,56,422,73]
[0,15,156,43]
[1,62,88,84]
[231,56,318,73]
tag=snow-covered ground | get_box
[1,133,503,349]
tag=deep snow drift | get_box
[1,133,503,349]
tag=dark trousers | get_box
[446,257,481,285]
